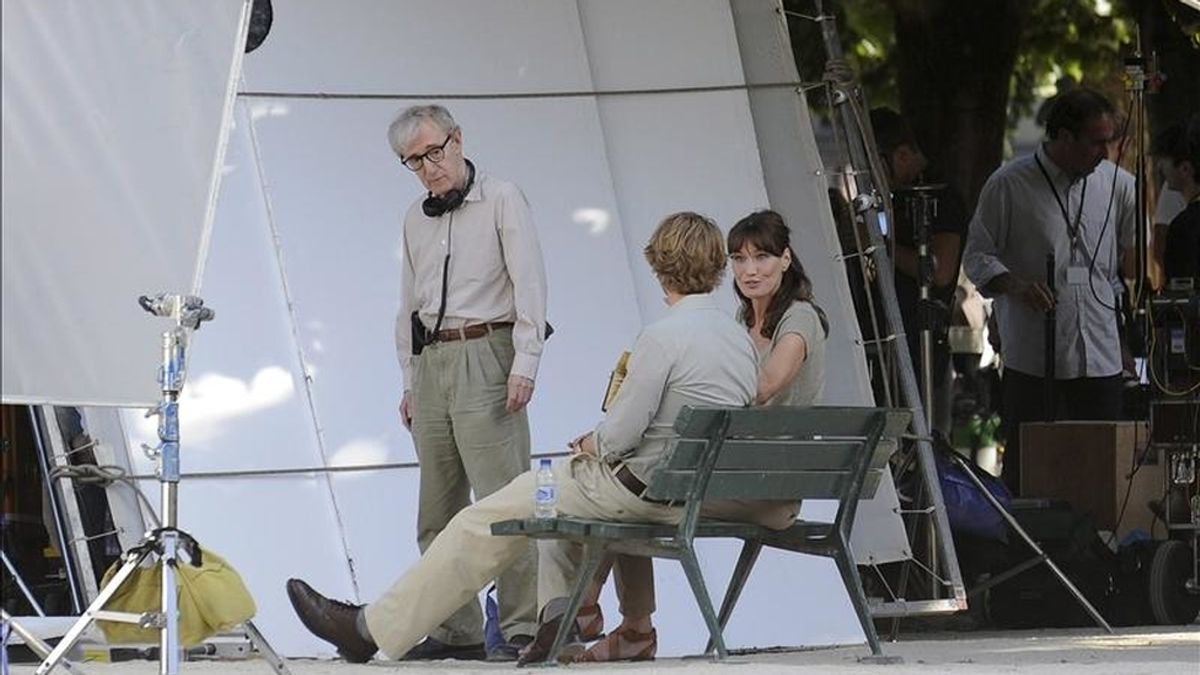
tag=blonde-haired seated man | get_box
[286,212,759,664]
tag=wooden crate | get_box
[1020,421,1163,540]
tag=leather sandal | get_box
[571,625,656,662]
[576,604,604,642]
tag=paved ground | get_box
[9,626,1199,674]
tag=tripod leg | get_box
[2,610,87,674]
[243,620,292,675]
[36,547,152,675]
[949,454,1112,633]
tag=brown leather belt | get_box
[433,322,513,343]
[615,464,677,506]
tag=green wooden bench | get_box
[491,405,910,664]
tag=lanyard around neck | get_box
[1035,153,1087,246]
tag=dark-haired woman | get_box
[568,210,828,663]
[728,210,828,407]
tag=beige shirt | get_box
[595,294,758,485]
[758,301,826,407]
[394,171,548,390]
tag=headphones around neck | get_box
[422,159,476,218]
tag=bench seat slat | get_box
[491,517,834,543]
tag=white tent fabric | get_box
[1,0,250,407]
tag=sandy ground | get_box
[8,626,1199,674]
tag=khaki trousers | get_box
[592,498,801,619]
[364,454,678,659]
[408,327,536,643]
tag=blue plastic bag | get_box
[483,585,505,653]
[936,449,1011,542]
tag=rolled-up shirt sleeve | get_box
[594,333,671,461]
[962,175,1012,297]
[497,185,548,381]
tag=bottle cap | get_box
[539,458,551,468]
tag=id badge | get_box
[1066,265,1089,285]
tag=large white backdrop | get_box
[1,0,250,407]
[45,0,908,658]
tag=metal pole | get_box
[1,550,47,616]
[157,327,185,675]
[813,0,966,614]
[948,454,1113,632]
[1045,253,1056,420]
[28,407,85,614]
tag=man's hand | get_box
[568,431,596,457]
[1010,277,1056,313]
[987,273,1054,313]
[399,391,413,430]
[506,375,535,413]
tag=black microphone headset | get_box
[422,159,476,218]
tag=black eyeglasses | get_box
[400,134,453,171]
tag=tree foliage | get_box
[785,0,1200,208]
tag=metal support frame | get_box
[28,407,89,613]
[809,0,967,619]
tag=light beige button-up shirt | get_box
[595,293,758,485]
[394,171,548,390]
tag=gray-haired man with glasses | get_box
[361,104,546,661]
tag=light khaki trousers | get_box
[592,499,801,619]
[364,454,678,659]
[408,327,536,644]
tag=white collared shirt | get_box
[963,145,1134,379]
[394,171,548,389]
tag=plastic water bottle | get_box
[534,458,558,519]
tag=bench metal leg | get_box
[543,542,605,665]
[705,540,761,654]
[832,535,901,664]
[679,546,726,659]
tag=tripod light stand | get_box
[35,294,289,675]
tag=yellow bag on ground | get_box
[96,546,256,646]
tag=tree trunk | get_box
[889,0,1031,212]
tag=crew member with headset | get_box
[386,104,547,661]
[963,88,1136,494]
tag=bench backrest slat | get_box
[653,468,887,500]
[644,406,908,504]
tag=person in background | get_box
[962,88,1135,494]
[869,107,968,434]
[1152,120,1200,282]
[564,210,830,663]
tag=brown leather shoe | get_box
[286,578,377,663]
